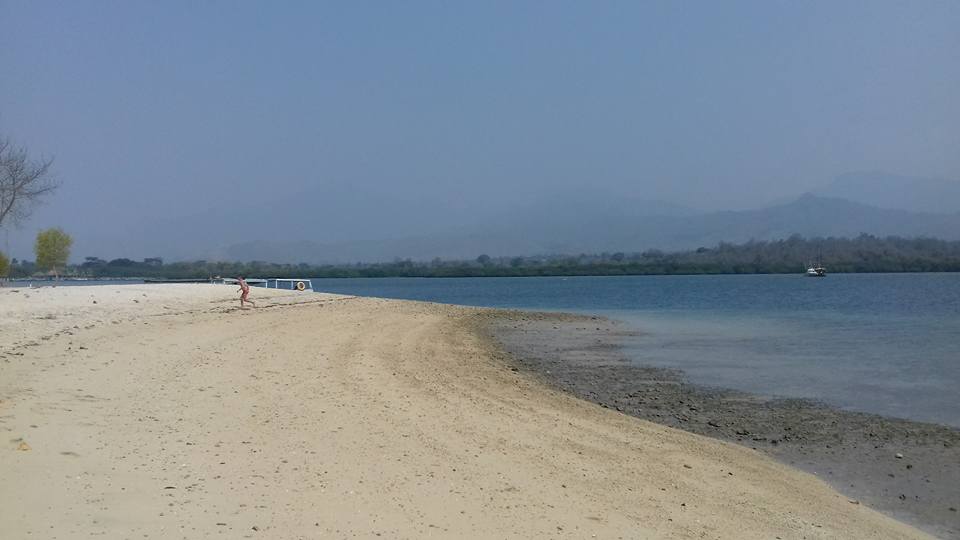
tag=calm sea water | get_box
[312,274,960,427]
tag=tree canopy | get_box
[6,234,958,280]
[34,228,73,277]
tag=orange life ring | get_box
[295,281,306,291]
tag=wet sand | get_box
[484,311,960,539]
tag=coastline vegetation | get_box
[6,234,960,280]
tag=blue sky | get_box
[1,1,958,259]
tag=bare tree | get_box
[0,138,59,229]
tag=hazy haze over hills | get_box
[814,172,960,214]
[214,193,960,264]
[1,3,958,263]
[29,182,960,265]
[7,168,960,264]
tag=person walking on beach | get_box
[237,276,256,308]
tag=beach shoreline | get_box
[481,310,960,538]
[0,284,938,538]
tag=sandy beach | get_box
[489,313,960,539]
[0,284,934,539]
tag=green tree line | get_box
[7,234,960,280]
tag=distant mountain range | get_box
[221,193,960,264]
[814,172,960,214]
[31,171,957,264]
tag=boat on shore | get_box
[221,277,313,291]
[143,277,313,290]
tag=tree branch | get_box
[0,137,59,228]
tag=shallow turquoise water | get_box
[312,274,960,427]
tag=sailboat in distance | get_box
[806,247,827,277]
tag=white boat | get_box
[805,250,826,277]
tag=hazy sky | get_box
[1,1,958,260]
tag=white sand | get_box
[0,284,930,538]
